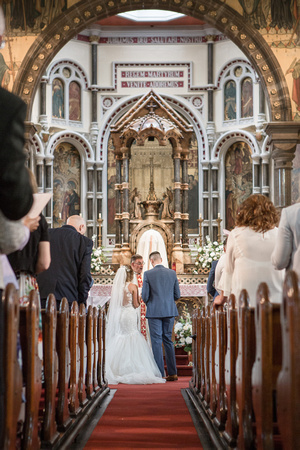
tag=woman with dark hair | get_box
[215,194,285,307]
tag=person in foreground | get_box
[214,194,285,307]
[142,251,181,381]
[37,215,93,310]
[271,202,300,279]
[105,265,165,385]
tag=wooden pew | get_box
[97,308,105,388]
[252,283,282,449]
[199,306,206,400]
[208,303,217,418]
[191,308,198,390]
[102,307,108,386]
[19,290,42,450]
[213,304,227,431]
[223,295,238,447]
[78,303,88,407]
[236,289,256,450]
[69,301,81,417]
[276,271,300,449]
[41,294,59,446]
[86,305,95,399]
[203,305,211,409]
[56,298,71,431]
[2,284,22,450]
[92,307,100,393]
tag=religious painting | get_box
[188,133,199,234]
[286,58,300,121]
[225,141,252,230]
[53,143,81,227]
[69,81,81,121]
[107,137,116,235]
[52,78,64,119]
[224,80,236,121]
[292,144,300,203]
[241,77,253,118]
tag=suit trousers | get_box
[148,317,177,377]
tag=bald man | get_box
[37,215,93,309]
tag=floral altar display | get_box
[194,236,224,272]
[90,246,106,274]
[174,307,193,354]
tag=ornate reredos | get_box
[110,89,193,154]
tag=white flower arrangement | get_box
[195,236,224,272]
[91,235,106,273]
[174,310,193,353]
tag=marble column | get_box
[181,153,189,248]
[173,150,182,246]
[265,123,299,208]
[89,35,99,148]
[122,149,130,246]
[112,155,122,264]
[206,35,216,148]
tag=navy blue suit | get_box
[142,264,180,376]
[37,224,93,308]
[206,260,219,300]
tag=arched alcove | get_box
[14,0,291,123]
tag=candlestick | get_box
[97,215,103,247]
[216,214,223,243]
[99,213,101,219]
[59,213,61,219]
[197,214,204,247]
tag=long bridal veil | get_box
[106,265,127,340]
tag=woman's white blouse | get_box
[222,226,285,306]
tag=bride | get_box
[105,265,165,384]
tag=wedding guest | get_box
[8,169,50,307]
[105,265,165,385]
[37,215,93,310]
[215,194,285,307]
[142,251,180,381]
[271,202,300,278]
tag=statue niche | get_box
[110,89,193,270]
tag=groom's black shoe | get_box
[165,374,178,381]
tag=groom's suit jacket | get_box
[142,264,180,318]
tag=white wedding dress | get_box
[105,281,165,385]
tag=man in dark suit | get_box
[142,251,181,381]
[37,215,93,309]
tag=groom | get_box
[142,251,181,381]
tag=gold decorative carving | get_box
[209,11,217,17]
[38,53,45,60]
[274,101,280,108]
[84,11,91,18]
[249,43,255,49]
[187,1,193,6]
[23,88,30,95]
[256,53,262,60]
[89,35,99,43]
[46,43,52,50]
[73,17,80,23]
[108,1,114,6]
[262,65,269,71]
[32,65,39,71]
[64,25,70,31]
[230,25,238,31]
[199,5,205,11]
[54,34,61,40]
[240,34,246,39]
[96,5,103,11]
[174,0,181,4]
[270,89,277,95]
[221,17,228,23]
[27,76,33,83]
[275,113,281,120]
[267,76,274,83]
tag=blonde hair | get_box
[236,194,279,233]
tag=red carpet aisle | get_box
[84,377,203,449]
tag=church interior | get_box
[1,1,300,448]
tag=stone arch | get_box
[14,0,291,122]
[46,130,94,161]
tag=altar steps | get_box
[164,347,193,377]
